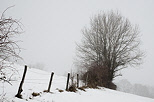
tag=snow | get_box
[0,63,154,102]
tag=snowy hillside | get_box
[0,63,154,102]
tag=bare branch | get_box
[76,11,143,88]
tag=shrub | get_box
[68,84,77,92]
[81,64,117,90]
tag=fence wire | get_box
[28,70,50,75]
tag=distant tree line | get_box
[116,79,154,98]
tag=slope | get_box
[0,63,154,102]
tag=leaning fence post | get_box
[15,65,27,98]
[77,74,79,88]
[47,72,54,92]
[66,73,70,91]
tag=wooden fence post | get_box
[47,72,54,92]
[77,74,79,88]
[66,73,70,91]
[15,65,27,98]
[85,73,88,86]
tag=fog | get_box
[0,0,154,86]
[116,79,154,98]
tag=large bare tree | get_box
[0,7,22,83]
[76,11,143,88]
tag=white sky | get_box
[0,0,154,86]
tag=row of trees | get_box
[76,11,143,89]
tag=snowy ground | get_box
[0,63,154,102]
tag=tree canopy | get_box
[76,11,143,88]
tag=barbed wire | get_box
[52,82,66,84]
[27,70,50,75]
[9,79,66,85]
[24,81,48,84]
[1,68,74,89]
[25,79,49,80]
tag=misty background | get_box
[0,0,154,98]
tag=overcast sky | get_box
[0,0,154,86]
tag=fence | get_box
[15,65,80,98]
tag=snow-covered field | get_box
[0,63,154,102]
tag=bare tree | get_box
[0,6,22,83]
[76,11,143,88]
